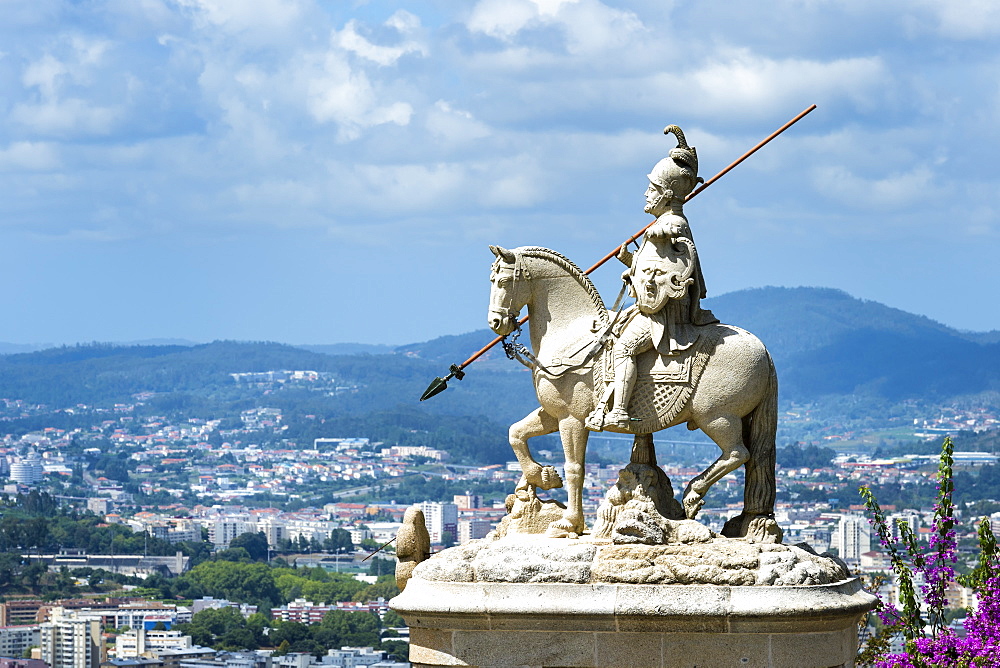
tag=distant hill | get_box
[394,330,513,370]
[295,343,395,356]
[400,287,1000,402]
[701,287,1000,400]
[0,287,993,465]
[702,287,971,358]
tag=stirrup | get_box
[604,407,633,428]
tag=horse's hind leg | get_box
[683,414,749,519]
[548,417,588,536]
[510,408,563,490]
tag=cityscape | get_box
[1,364,998,665]
[1,2,999,665]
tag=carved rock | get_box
[593,460,690,544]
[410,534,849,588]
[593,539,847,586]
[492,479,567,538]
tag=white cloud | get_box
[811,164,935,211]
[466,0,538,40]
[386,9,421,33]
[684,50,890,119]
[10,98,120,136]
[917,0,1000,39]
[22,54,69,98]
[426,101,491,144]
[0,142,61,171]
[305,50,412,140]
[466,0,642,55]
[171,0,305,40]
[335,11,427,66]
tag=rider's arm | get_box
[616,243,634,268]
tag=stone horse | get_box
[487,245,780,542]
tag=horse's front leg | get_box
[510,408,563,490]
[683,414,749,519]
[547,417,588,536]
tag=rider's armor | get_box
[589,126,718,431]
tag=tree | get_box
[324,529,353,553]
[179,561,281,608]
[367,557,393,578]
[0,552,23,588]
[382,639,409,663]
[228,532,269,562]
[354,576,399,603]
[175,606,254,650]
[317,610,381,649]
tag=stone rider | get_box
[588,126,719,431]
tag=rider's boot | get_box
[585,409,606,432]
[604,355,639,428]
[603,407,632,429]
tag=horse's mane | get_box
[517,246,608,324]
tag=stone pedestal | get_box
[392,577,874,668]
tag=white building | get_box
[110,601,180,631]
[837,514,872,562]
[314,646,407,667]
[207,517,254,549]
[10,451,44,485]
[886,512,921,542]
[418,502,458,544]
[39,607,103,668]
[112,628,193,658]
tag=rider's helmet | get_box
[647,124,703,202]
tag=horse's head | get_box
[488,245,529,336]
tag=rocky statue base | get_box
[390,535,877,668]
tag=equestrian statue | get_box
[486,125,781,543]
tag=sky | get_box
[0,0,998,347]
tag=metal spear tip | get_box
[420,376,449,401]
[419,363,465,401]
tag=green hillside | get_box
[0,287,994,465]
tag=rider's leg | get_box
[606,319,653,425]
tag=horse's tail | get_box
[722,353,783,543]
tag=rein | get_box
[501,278,631,377]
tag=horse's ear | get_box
[491,245,515,263]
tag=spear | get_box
[420,104,817,401]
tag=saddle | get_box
[591,324,720,434]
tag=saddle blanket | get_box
[594,326,720,433]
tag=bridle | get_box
[489,255,528,332]
[491,250,631,377]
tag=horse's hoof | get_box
[545,524,570,538]
[683,495,705,520]
[547,518,584,538]
[540,465,563,490]
[522,463,563,490]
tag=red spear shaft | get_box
[420,104,817,401]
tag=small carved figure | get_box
[394,507,431,592]
[589,126,718,431]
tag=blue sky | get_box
[0,0,997,346]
